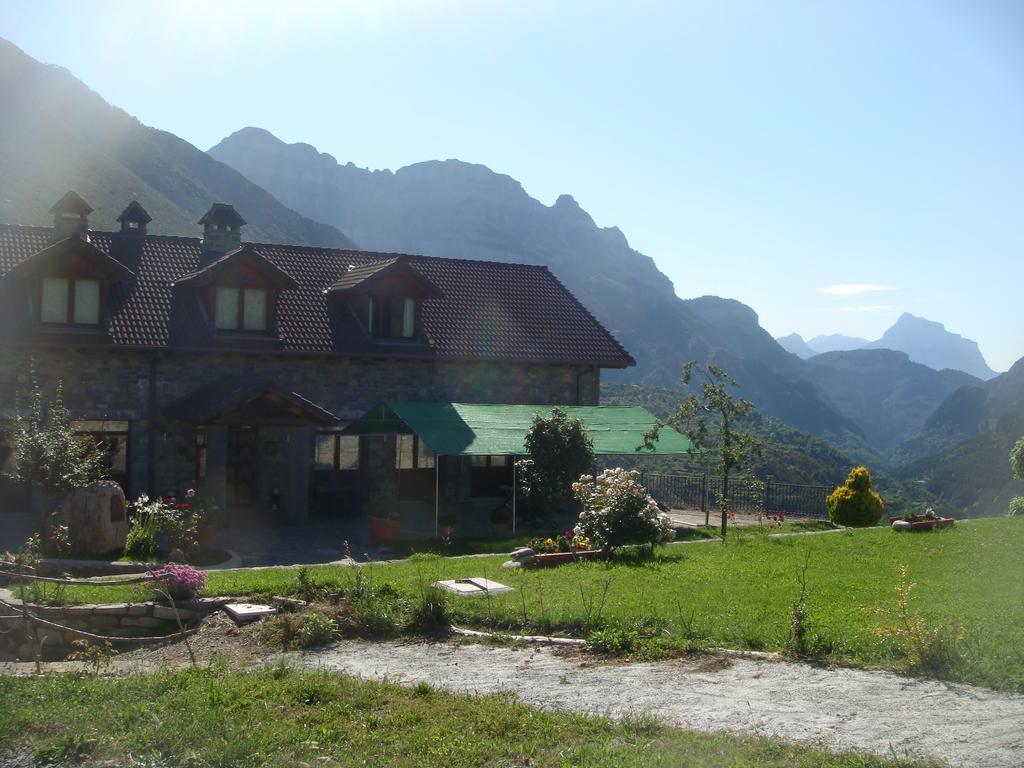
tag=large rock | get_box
[50,480,127,556]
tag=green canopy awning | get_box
[342,402,692,456]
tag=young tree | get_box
[645,361,762,537]
[1009,436,1024,518]
[6,380,106,501]
[517,407,595,521]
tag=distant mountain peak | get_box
[776,333,815,359]
[865,313,996,380]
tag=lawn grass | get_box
[55,518,1024,691]
[0,666,939,768]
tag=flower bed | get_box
[529,549,606,567]
[890,516,954,531]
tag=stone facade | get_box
[0,346,600,522]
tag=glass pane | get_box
[215,287,239,329]
[41,277,69,323]
[367,296,375,334]
[396,434,415,469]
[389,297,404,338]
[243,288,268,330]
[73,279,100,324]
[314,434,336,469]
[418,439,435,469]
[471,455,488,467]
[490,455,509,467]
[338,436,360,470]
[402,298,415,337]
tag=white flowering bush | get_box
[572,468,673,552]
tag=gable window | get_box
[41,277,101,325]
[368,296,415,339]
[395,434,435,469]
[215,287,268,331]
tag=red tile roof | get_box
[0,225,635,368]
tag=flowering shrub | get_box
[128,488,212,559]
[572,467,673,552]
[527,531,592,553]
[150,562,206,601]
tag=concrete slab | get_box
[434,578,514,596]
[223,603,277,624]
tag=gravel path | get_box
[290,639,1024,768]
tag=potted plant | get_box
[366,483,400,544]
[438,512,458,539]
[889,507,954,531]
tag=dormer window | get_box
[41,277,101,325]
[368,295,415,338]
[214,286,268,331]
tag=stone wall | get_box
[0,597,228,661]
[0,347,602,517]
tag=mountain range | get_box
[0,37,1019,517]
[0,39,354,248]
[778,314,997,380]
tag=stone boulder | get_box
[50,480,127,556]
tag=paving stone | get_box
[224,603,277,624]
[434,578,515,596]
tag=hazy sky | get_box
[3,1,1022,370]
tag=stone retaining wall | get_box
[0,597,229,661]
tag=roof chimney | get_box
[198,203,246,260]
[116,200,152,236]
[49,191,92,242]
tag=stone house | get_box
[0,192,634,528]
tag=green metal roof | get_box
[342,402,693,456]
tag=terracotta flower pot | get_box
[369,515,400,544]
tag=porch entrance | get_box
[225,426,258,510]
[164,377,340,524]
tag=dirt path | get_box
[290,639,1024,768]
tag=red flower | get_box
[175,503,191,510]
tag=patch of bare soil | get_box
[289,638,1024,768]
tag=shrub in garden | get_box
[1008,496,1024,518]
[124,503,160,560]
[826,466,884,527]
[127,489,211,560]
[295,612,338,648]
[150,562,206,601]
[6,380,106,495]
[573,467,673,552]
[517,407,595,517]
